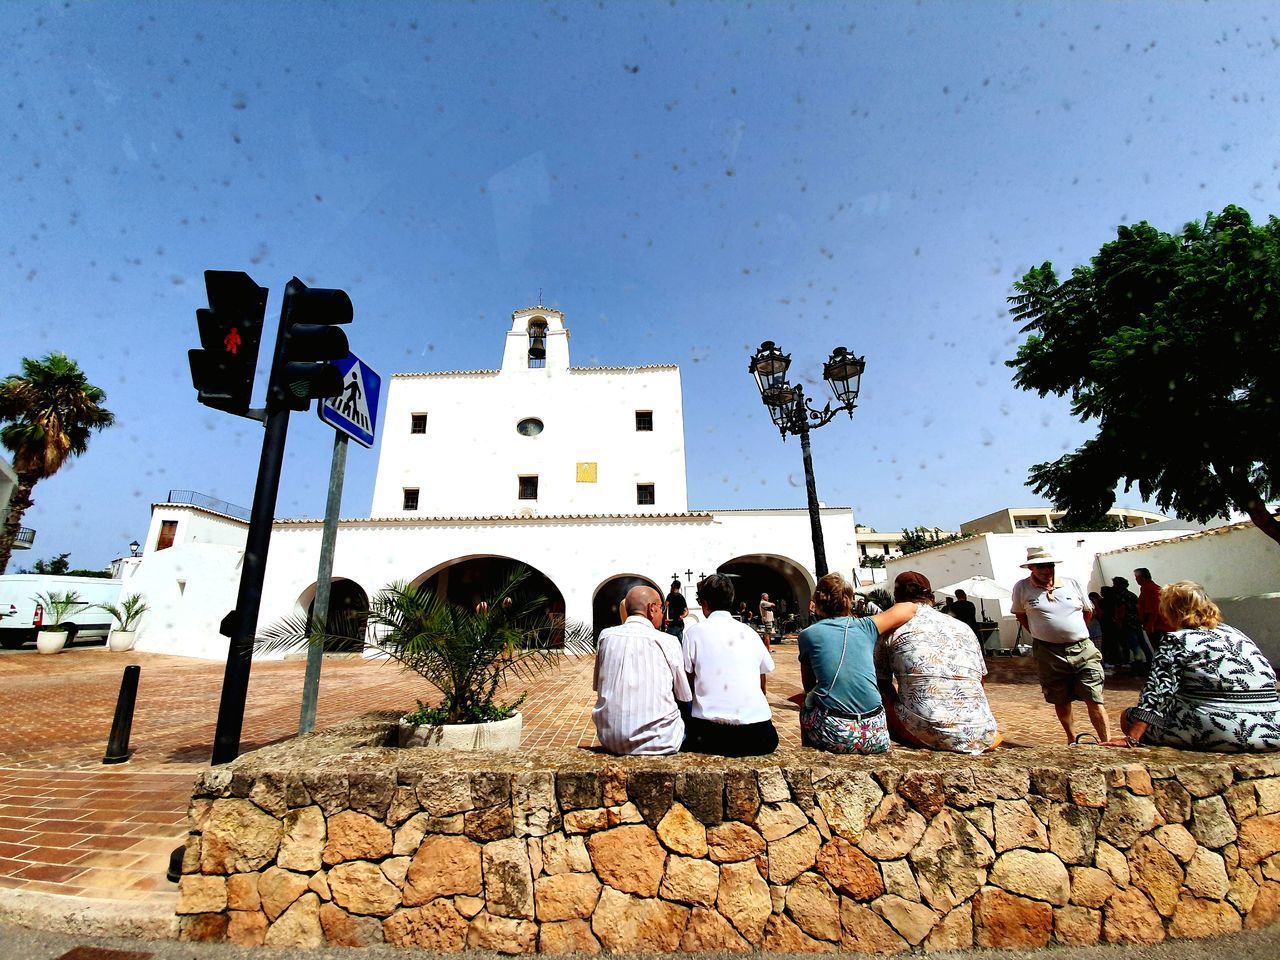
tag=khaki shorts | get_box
[1033,639,1105,705]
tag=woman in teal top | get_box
[798,573,919,754]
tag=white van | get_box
[0,574,123,649]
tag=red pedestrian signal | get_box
[189,271,268,416]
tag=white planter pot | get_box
[108,629,137,652]
[36,630,69,655]
[398,712,522,751]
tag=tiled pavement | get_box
[0,642,1145,913]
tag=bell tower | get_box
[501,307,569,372]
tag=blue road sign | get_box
[319,353,380,447]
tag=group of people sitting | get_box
[592,561,1280,757]
[591,569,1002,757]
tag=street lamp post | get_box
[748,342,865,579]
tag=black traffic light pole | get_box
[207,277,351,765]
[210,312,292,765]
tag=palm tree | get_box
[259,565,592,725]
[0,353,115,573]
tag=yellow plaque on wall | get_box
[576,462,598,482]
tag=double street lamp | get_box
[748,341,866,578]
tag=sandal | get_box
[1071,733,1101,746]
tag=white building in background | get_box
[130,306,858,659]
[883,526,1208,653]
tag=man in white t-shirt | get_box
[683,575,778,756]
[1011,546,1111,744]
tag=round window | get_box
[516,418,544,437]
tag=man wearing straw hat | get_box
[1011,546,1112,744]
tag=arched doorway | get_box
[412,555,567,646]
[716,554,814,632]
[591,574,661,641]
[301,578,370,653]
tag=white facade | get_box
[131,305,860,660]
[1097,521,1280,666]
[885,529,1195,651]
[370,308,688,518]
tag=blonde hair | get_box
[1158,580,1222,630]
[812,573,855,620]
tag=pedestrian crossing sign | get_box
[319,353,380,448]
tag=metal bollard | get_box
[103,664,141,764]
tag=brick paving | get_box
[0,643,1144,911]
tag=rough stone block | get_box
[383,901,468,950]
[707,822,766,863]
[513,772,560,838]
[415,771,473,817]
[402,835,483,903]
[200,799,284,875]
[1155,779,1192,823]
[769,824,821,885]
[659,855,719,908]
[322,810,393,864]
[897,771,945,819]
[587,824,666,898]
[465,802,515,841]
[724,769,761,823]
[678,770,724,824]
[539,918,601,955]
[328,861,400,917]
[817,837,883,902]
[303,772,349,816]
[627,771,675,827]
[178,874,228,914]
[1177,764,1234,799]
[1103,887,1165,944]
[1054,905,1101,945]
[1192,795,1238,849]
[973,887,1052,948]
[555,771,601,812]
[990,849,1070,905]
[840,899,909,953]
[680,905,751,951]
[592,887,689,952]
[1127,836,1183,918]
[319,902,385,946]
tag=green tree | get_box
[0,354,115,574]
[898,526,963,556]
[1008,206,1280,548]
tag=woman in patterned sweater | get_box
[1120,580,1280,752]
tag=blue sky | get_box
[3,0,1277,569]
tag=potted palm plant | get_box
[259,566,590,751]
[98,593,149,652]
[33,590,86,654]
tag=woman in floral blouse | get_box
[874,571,1000,755]
[1120,581,1280,752]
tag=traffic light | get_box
[269,277,353,411]
[188,271,268,416]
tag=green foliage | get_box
[258,566,592,726]
[1051,511,1126,533]
[1008,205,1280,546]
[67,568,113,579]
[33,590,86,628]
[97,593,149,631]
[862,555,885,569]
[0,353,115,574]
[898,527,964,556]
[29,553,71,575]
[864,588,894,611]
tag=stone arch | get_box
[715,553,815,631]
[591,573,661,640]
[409,554,567,644]
[295,578,370,653]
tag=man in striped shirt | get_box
[592,585,692,755]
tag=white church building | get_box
[125,307,859,657]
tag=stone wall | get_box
[175,718,1280,953]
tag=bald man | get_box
[592,585,692,755]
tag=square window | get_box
[635,410,653,431]
[637,483,655,505]
[402,488,419,511]
[519,476,539,500]
[410,413,427,434]
[576,462,597,483]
